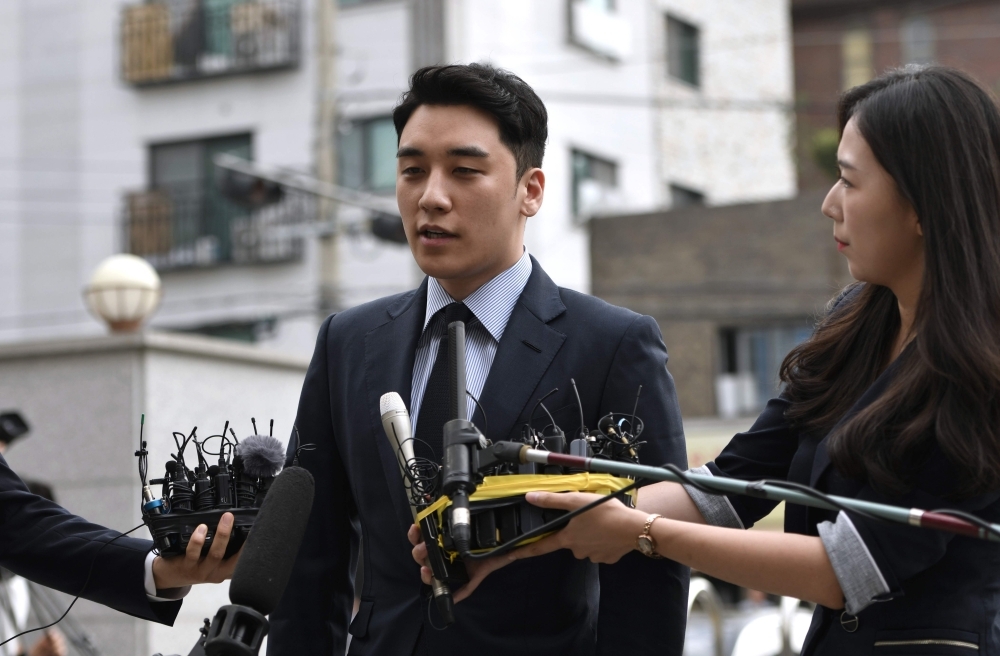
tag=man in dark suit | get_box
[268,63,689,656]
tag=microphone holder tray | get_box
[144,508,258,559]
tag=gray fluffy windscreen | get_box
[237,434,285,478]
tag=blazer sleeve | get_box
[702,395,799,527]
[268,315,359,656]
[595,315,690,656]
[844,452,1000,598]
[0,456,180,625]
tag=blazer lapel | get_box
[809,349,910,487]
[478,259,567,442]
[364,281,427,533]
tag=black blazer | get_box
[268,259,690,656]
[707,311,1000,654]
[0,455,181,625]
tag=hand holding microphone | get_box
[151,512,239,590]
[154,466,315,656]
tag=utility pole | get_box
[315,0,339,315]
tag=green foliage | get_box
[811,128,841,181]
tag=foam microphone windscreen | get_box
[228,466,315,615]
[236,434,285,478]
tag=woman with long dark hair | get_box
[413,65,1000,653]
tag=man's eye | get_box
[455,167,478,174]
[401,167,422,175]
[839,176,851,188]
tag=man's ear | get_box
[519,168,545,218]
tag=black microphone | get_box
[442,321,480,560]
[181,466,315,656]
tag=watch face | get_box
[637,535,654,555]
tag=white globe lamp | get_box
[84,254,162,332]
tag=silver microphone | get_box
[379,392,455,623]
[380,392,416,504]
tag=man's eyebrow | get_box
[447,146,489,158]
[396,146,424,158]
[837,158,857,171]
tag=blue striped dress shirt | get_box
[410,250,533,433]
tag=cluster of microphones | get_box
[136,419,287,559]
[136,416,315,656]
[378,319,645,626]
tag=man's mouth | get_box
[420,227,456,240]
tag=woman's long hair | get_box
[781,66,1000,498]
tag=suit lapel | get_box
[364,281,427,533]
[478,260,567,442]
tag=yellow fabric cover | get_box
[416,474,636,557]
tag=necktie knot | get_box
[443,302,474,327]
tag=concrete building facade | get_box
[0,332,307,656]
[0,0,797,356]
[338,0,798,294]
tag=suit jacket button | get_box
[840,611,859,633]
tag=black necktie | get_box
[415,302,474,462]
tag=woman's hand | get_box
[407,523,515,602]
[151,512,240,590]
[514,492,645,564]
[406,491,648,602]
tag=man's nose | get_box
[419,169,452,214]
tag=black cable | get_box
[570,379,586,438]
[135,416,148,488]
[0,523,145,649]
[466,390,489,439]
[538,403,557,433]
[528,388,558,430]
[658,462,884,524]
[630,385,642,437]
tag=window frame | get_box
[571,148,619,221]
[665,13,700,88]
[337,115,398,193]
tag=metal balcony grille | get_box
[121,0,300,85]
[123,183,312,269]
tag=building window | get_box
[567,0,632,61]
[670,183,704,209]
[901,15,935,64]
[666,15,699,87]
[125,133,308,268]
[572,149,619,219]
[715,323,812,418]
[338,117,398,192]
[841,27,873,90]
[120,0,301,86]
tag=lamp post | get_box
[83,254,161,332]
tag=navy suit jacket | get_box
[0,455,181,625]
[268,258,689,656]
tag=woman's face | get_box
[822,117,924,293]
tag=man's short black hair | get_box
[392,63,548,180]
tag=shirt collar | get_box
[423,250,533,342]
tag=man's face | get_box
[396,104,544,300]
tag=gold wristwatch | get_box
[636,513,663,559]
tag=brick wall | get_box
[590,192,851,417]
[793,0,1000,189]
